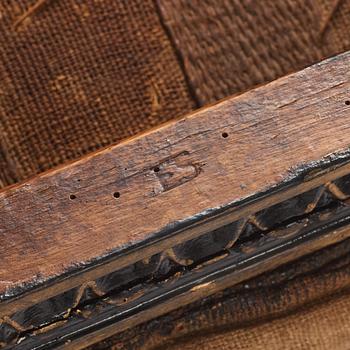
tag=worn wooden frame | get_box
[2,51,350,349]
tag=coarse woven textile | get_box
[163,290,350,350]
[0,0,195,187]
[159,0,348,105]
[87,238,350,349]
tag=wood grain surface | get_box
[2,51,350,316]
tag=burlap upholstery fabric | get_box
[159,0,349,105]
[0,0,195,187]
[319,0,350,54]
[160,0,320,104]
[164,291,350,350]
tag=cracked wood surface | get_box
[2,51,350,316]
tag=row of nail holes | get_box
[69,132,230,200]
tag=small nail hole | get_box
[69,194,76,200]
[113,192,120,199]
[345,101,350,106]
[154,166,160,173]
[222,132,229,138]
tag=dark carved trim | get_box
[2,173,350,348]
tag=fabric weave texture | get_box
[0,0,195,187]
